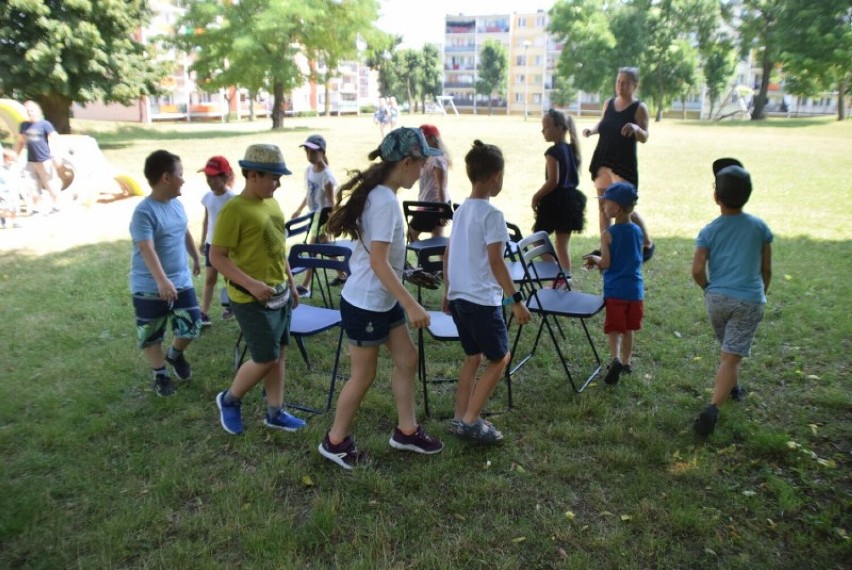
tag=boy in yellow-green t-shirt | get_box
[210,144,305,436]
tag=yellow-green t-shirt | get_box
[212,195,288,304]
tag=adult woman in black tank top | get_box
[583,68,654,259]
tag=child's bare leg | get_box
[462,353,510,424]
[143,343,166,369]
[607,331,622,361]
[621,330,635,366]
[328,344,378,444]
[201,266,217,314]
[230,359,275,399]
[454,354,482,420]
[386,325,419,434]
[261,351,285,408]
[630,211,652,248]
[596,184,611,234]
[711,351,741,407]
[554,231,572,273]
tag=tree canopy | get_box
[0,0,163,133]
[475,40,508,116]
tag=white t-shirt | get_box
[447,198,509,306]
[418,156,450,203]
[341,185,406,311]
[305,166,337,212]
[201,189,235,244]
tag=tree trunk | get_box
[837,78,847,121]
[271,81,284,129]
[751,49,773,120]
[40,93,73,134]
[249,90,256,122]
[324,78,331,117]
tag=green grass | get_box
[1,115,850,568]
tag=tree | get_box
[778,0,852,120]
[175,0,378,129]
[300,0,379,116]
[549,0,617,96]
[0,0,163,133]
[702,37,738,118]
[475,40,508,115]
[418,44,443,113]
[363,32,402,98]
[738,0,786,120]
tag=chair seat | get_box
[509,259,561,283]
[407,236,449,253]
[290,305,341,335]
[425,311,458,340]
[527,289,604,318]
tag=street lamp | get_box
[523,40,531,121]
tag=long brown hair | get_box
[547,108,582,166]
[326,147,398,239]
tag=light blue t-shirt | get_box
[129,197,192,293]
[696,212,773,304]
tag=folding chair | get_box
[402,200,454,259]
[505,224,562,295]
[234,243,352,413]
[286,211,315,281]
[507,231,605,394]
[411,244,460,417]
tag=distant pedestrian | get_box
[14,101,62,214]
[407,124,452,243]
[197,156,235,325]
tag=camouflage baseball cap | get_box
[378,127,442,162]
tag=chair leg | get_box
[294,336,311,370]
[325,327,345,412]
[418,327,430,417]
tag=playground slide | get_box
[0,98,27,143]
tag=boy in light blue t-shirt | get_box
[691,158,773,436]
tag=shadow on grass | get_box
[75,123,314,144]
[683,116,839,129]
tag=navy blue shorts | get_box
[340,297,406,346]
[449,299,508,360]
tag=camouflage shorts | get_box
[132,288,201,348]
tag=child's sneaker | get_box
[296,285,310,297]
[318,433,368,470]
[216,391,243,435]
[603,358,624,385]
[152,374,175,397]
[693,404,720,437]
[449,418,464,436]
[264,409,307,431]
[389,425,444,454]
[458,418,504,444]
[622,363,633,374]
[221,309,234,320]
[165,351,192,380]
[200,312,212,327]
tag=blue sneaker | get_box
[264,409,307,432]
[216,391,243,435]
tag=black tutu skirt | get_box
[533,187,587,233]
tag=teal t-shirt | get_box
[696,212,773,304]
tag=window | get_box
[533,94,542,104]
[516,55,526,66]
[518,17,527,27]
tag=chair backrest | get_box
[402,201,454,240]
[505,221,524,258]
[289,243,352,274]
[416,244,445,275]
[313,206,333,240]
[286,211,315,244]
[516,231,569,288]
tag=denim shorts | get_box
[231,296,292,363]
[449,299,509,361]
[340,297,406,346]
[705,293,765,357]
[132,288,201,348]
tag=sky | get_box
[376,0,558,49]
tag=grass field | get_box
[1,114,850,569]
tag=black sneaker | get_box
[200,312,212,327]
[165,351,192,380]
[318,433,369,470]
[603,358,623,385]
[642,242,656,262]
[458,418,504,444]
[729,385,745,402]
[153,374,175,397]
[329,275,348,287]
[296,285,311,297]
[622,364,633,374]
[694,404,720,437]
[585,248,602,258]
[389,425,444,454]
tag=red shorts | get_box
[604,298,644,334]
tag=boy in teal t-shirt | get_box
[691,158,773,436]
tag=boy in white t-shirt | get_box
[443,140,531,444]
[198,156,235,324]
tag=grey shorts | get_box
[705,293,765,357]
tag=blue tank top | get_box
[604,222,643,301]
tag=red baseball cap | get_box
[419,124,440,139]
[198,156,232,176]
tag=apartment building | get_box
[443,10,565,115]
